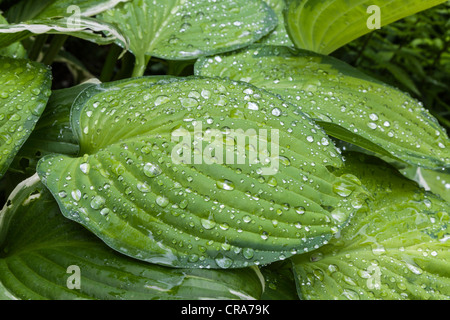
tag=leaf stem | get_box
[131,54,151,78]
[28,35,48,61]
[100,44,122,82]
[41,35,69,66]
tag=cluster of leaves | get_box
[0,0,449,300]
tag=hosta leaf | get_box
[8,82,95,175]
[292,152,450,300]
[37,76,368,269]
[284,0,448,54]
[259,0,294,47]
[0,56,52,178]
[0,16,129,50]
[6,0,130,22]
[195,45,450,169]
[0,13,26,59]
[99,0,277,76]
[0,174,264,300]
[401,166,450,203]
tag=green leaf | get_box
[0,16,129,50]
[0,174,264,300]
[37,76,368,269]
[0,13,26,59]
[284,0,448,54]
[99,0,278,76]
[195,45,450,169]
[0,56,52,178]
[401,166,450,203]
[292,152,450,300]
[259,0,294,47]
[6,0,130,22]
[8,81,96,175]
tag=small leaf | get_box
[195,45,450,169]
[37,76,368,269]
[99,0,278,75]
[292,152,450,300]
[284,0,448,54]
[0,174,264,300]
[0,56,52,178]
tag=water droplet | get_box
[180,97,198,108]
[331,208,347,224]
[216,179,235,191]
[90,195,106,210]
[271,108,281,116]
[201,218,216,230]
[71,189,81,201]
[155,95,170,106]
[58,191,67,198]
[156,195,169,207]
[247,102,259,110]
[332,180,355,197]
[295,206,306,215]
[137,182,151,193]
[79,163,90,174]
[143,162,162,178]
[215,254,233,269]
[243,248,254,259]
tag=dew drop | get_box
[143,162,162,178]
[90,195,106,210]
[156,195,169,207]
[216,179,235,191]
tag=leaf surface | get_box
[195,45,450,169]
[0,56,52,178]
[292,152,450,300]
[99,0,277,75]
[0,174,264,300]
[0,16,129,50]
[37,76,368,269]
[284,0,448,54]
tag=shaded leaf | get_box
[0,174,264,300]
[284,0,447,54]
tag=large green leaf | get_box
[37,76,368,269]
[0,174,264,300]
[284,0,448,54]
[99,0,278,76]
[0,16,129,50]
[0,56,52,178]
[292,152,450,300]
[195,45,450,169]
